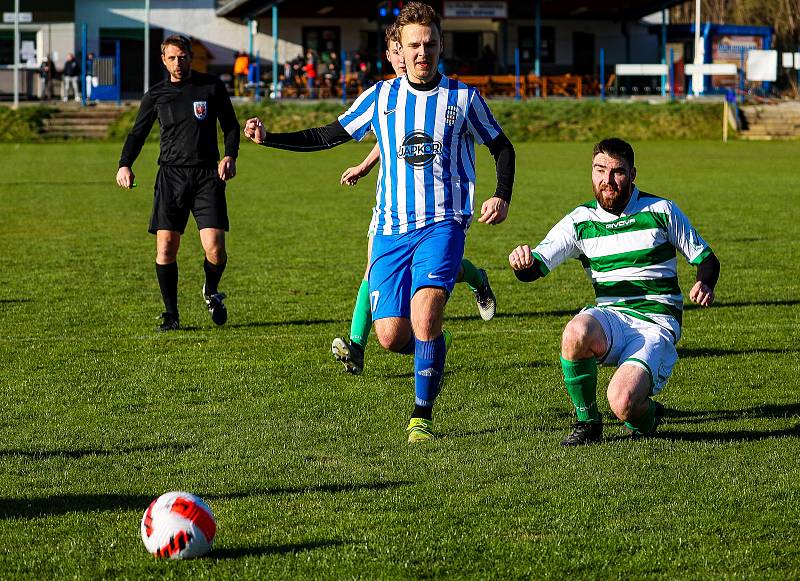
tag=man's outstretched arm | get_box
[508,244,548,282]
[244,117,352,152]
[478,132,515,224]
[690,251,720,307]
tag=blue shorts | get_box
[368,220,466,321]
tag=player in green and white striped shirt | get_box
[509,138,720,446]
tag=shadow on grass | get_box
[0,481,410,520]
[684,298,800,311]
[193,298,800,331]
[214,481,411,499]
[0,298,32,305]
[0,443,192,459]
[211,540,344,559]
[447,299,800,322]
[382,371,415,379]
[656,424,800,443]
[447,309,576,322]
[666,403,800,422]
[601,404,800,443]
[678,347,796,358]
[2,181,111,186]
[227,318,342,329]
[442,427,506,439]
[383,360,550,381]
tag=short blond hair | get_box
[395,2,442,40]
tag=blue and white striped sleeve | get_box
[465,88,502,145]
[337,84,378,142]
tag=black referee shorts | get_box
[148,165,229,234]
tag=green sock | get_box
[459,258,485,291]
[560,356,600,423]
[624,399,656,434]
[349,279,372,348]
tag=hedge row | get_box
[112,100,726,142]
[0,106,56,142]
[3,100,726,143]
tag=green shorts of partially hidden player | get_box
[583,306,678,395]
[149,165,229,234]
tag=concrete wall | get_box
[74,1,659,70]
[0,22,74,69]
[75,0,302,72]
[506,19,658,70]
[0,22,74,97]
[37,22,76,68]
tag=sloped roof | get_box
[217,0,685,21]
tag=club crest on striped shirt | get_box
[193,101,207,120]
[445,105,458,126]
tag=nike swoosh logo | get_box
[427,273,445,280]
[384,109,396,115]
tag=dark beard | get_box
[594,182,632,214]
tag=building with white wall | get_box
[0,0,682,100]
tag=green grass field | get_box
[2,140,799,579]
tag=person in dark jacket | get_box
[62,53,80,102]
[38,57,53,101]
[116,35,240,331]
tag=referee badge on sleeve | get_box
[193,101,208,120]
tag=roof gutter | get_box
[216,0,284,19]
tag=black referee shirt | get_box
[119,72,239,169]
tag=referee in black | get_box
[116,34,239,331]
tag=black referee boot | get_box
[158,312,180,332]
[202,284,228,326]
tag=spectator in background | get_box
[39,57,53,101]
[324,51,340,91]
[85,52,97,101]
[62,53,81,102]
[352,52,370,88]
[233,50,249,96]
[303,50,317,98]
[290,57,303,89]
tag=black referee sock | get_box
[203,258,227,296]
[156,262,179,318]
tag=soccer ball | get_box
[140,491,217,559]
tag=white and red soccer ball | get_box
[141,491,216,559]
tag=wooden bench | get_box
[489,75,524,98]
[453,75,491,94]
[546,74,582,98]
[525,75,548,98]
[578,74,613,96]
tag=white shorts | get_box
[583,307,678,395]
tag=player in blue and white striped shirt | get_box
[244,2,515,443]
[334,22,498,379]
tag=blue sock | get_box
[414,334,446,408]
